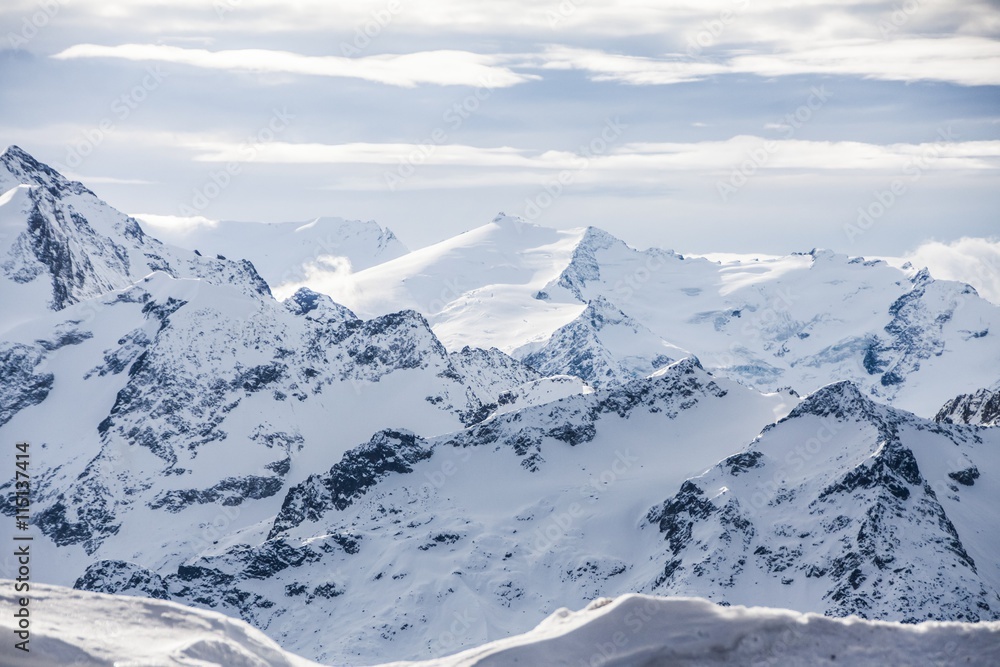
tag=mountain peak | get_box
[789,380,878,421]
[936,388,1000,426]
[0,145,90,197]
[490,212,537,231]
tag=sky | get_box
[1,0,998,262]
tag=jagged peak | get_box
[580,295,633,324]
[284,287,357,322]
[911,267,933,285]
[0,145,90,196]
[578,225,626,250]
[554,227,629,300]
[788,381,881,421]
[367,427,424,448]
[936,387,1000,426]
[650,355,704,378]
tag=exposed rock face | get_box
[936,388,1000,426]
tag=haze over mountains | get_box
[1,145,998,666]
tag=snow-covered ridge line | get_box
[3,582,997,667]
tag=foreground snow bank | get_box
[392,595,1000,666]
[3,582,997,667]
[0,580,323,667]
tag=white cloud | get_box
[185,141,541,167]
[537,37,1000,87]
[17,0,998,42]
[180,136,1000,173]
[904,237,1000,304]
[532,46,728,85]
[62,173,156,185]
[132,213,218,234]
[46,35,1000,92]
[51,43,536,88]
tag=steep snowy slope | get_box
[321,214,1000,417]
[644,381,1000,622]
[71,360,795,664]
[4,583,998,667]
[140,215,408,291]
[0,146,270,331]
[319,213,592,352]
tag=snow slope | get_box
[319,213,593,352]
[3,582,997,667]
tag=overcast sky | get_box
[1,0,998,258]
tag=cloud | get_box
[132,213,218,234]
[61,173,156,185]
[186,141,541,167]
[15,0,998,42]
[537,37,1000,87]
[905,237,1000,304]
[49,35,1000,93]
[179,136,1000,174]
[50,43,536,88]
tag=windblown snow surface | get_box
[3,581,998,667]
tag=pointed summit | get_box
[788,380,882,422]
[0,146,273,323]
[0,145,89,197]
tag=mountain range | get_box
[1,145,998,665]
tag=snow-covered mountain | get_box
[0,146,271,331]
[139,215,408,292]
[6,582,999,667]
[2,147,998,666]
[644,381,1000,622]
[936,388,1000,426]
[319,214,1000,417]
[27,358,795,663]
